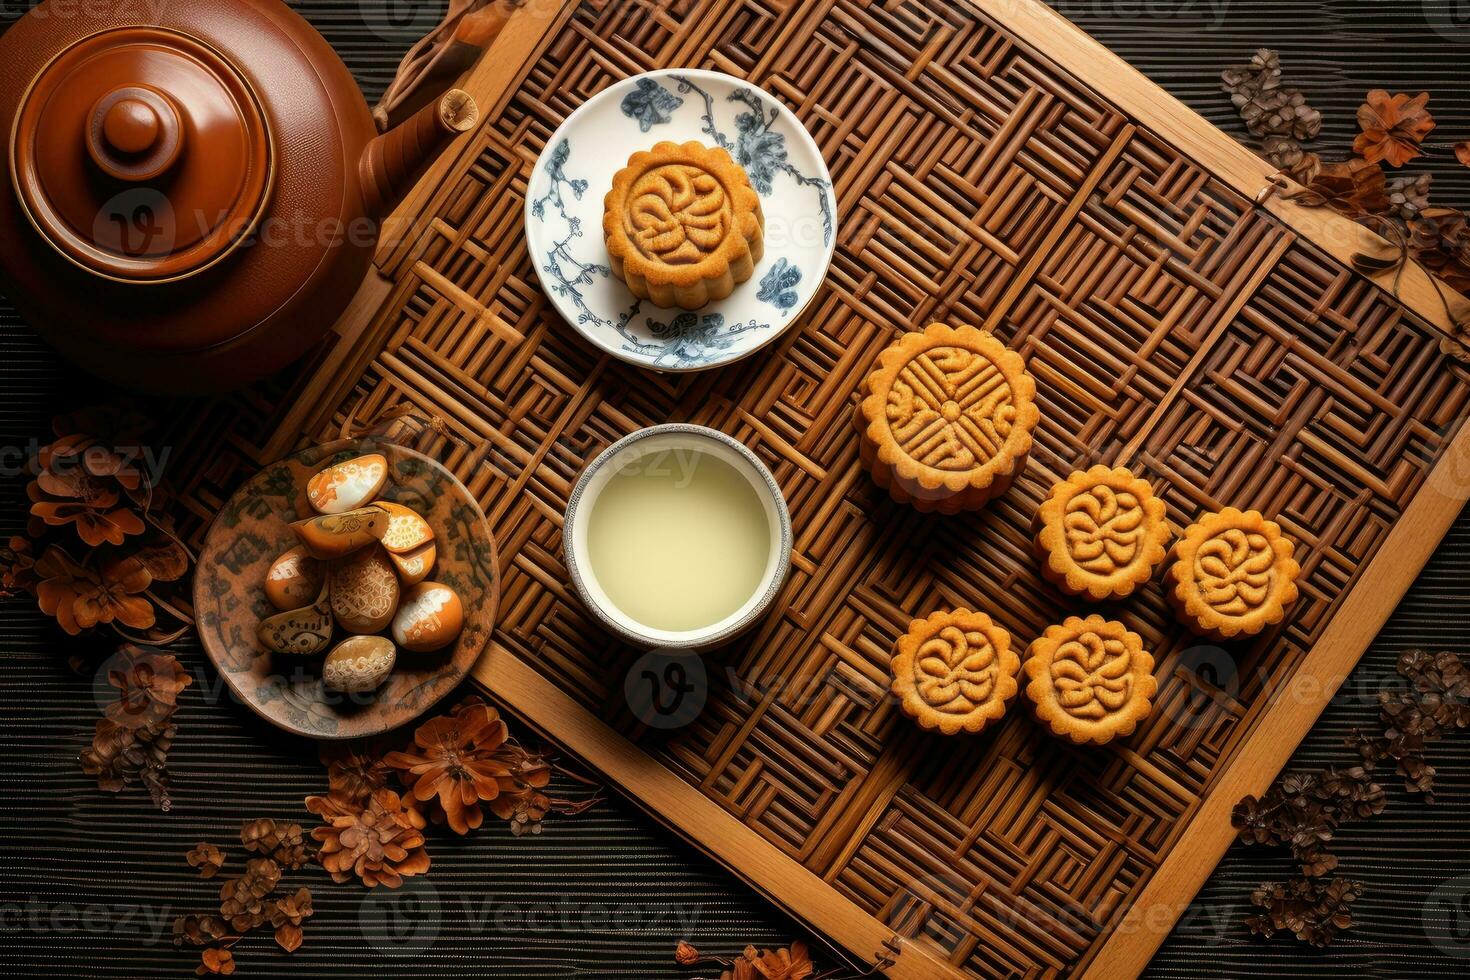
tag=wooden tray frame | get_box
[258,3,1470,977]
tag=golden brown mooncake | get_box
[1166,507,1300,641]
[1023,615,1157,746]
[856,323,1039,513]
[889,608,1020,736]
[603,140,764,310]
[1033,466,1171,600]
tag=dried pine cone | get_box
[240,818,310,868]
[306,789,430,888]
[1387,173,1432,223]
[218,858,281,932]
[320,740,396,806]
[80,718,176,810]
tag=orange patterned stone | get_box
[306,454,388,514]
[387,540,436,585]
[1166,507,1301,640]
[1023,615,1157,746]
[263,545,326,612]
[373,500,436,554]
[1033,466,1170,600]
[329,546,400,635]
[391,582,464,653]
[604,140,764,310]
[889,608,1020,736]
[856,323,1039,513]
[290,505,389,560]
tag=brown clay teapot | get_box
[0,0,478,393]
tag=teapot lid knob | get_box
[86,87,184,182]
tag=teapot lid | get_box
[9,25,273,283]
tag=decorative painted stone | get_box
[322,635,396,693]
[387,540,436,586]
[307,454,389,514]
[264,545,326,611]
[329,546,400,635]
[256,582,333,656]
[290,505,389,560]
[391,581,465,653]
[373,500,436,554]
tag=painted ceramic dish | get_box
[194,438,499,739]
[525,69,837,372]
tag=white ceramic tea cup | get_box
[563,424,792,650]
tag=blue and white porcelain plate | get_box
[524,69,838,372]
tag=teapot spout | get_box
[359,89,478,217]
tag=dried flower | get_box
[1354,90,1434,167]
[384,698,530,834]
[1410,208,1470,295]
[1457,141,1470,169]
[1285,158,1389,218]
[675,940,702,966]
[307,789,430,888]
[269,887,313,953]
[187,843,226,879]
[730,943,814,980]
[196,948,236,976]
[0,536,37,596]
[106,646,191,730]
[173,914,229,947]
[36,547,155,635]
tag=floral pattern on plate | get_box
[525,69,837,372]
[194,438,499,739]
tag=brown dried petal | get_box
[187,843,226,879]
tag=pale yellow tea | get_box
[587,448,771,632]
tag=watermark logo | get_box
[1164,644,1239,730]
[1424,0,1470,42]
[359,877,442,955]
[624,649,707,729]
[1424,872,1470,958]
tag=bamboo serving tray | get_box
[168,1,1470,976]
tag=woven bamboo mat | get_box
[134,1,1470,977]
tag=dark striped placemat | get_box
[1,2,1467,977]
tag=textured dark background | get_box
[2,2,1469,977]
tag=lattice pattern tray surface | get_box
[164,2,1470,977]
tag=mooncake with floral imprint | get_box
[604,140,764,310]
[1024,615,1156,746]
[856,323,1039,513]
[1033,466,1170,600]
[889,608,1020,736]
[1166,507,1300,641]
